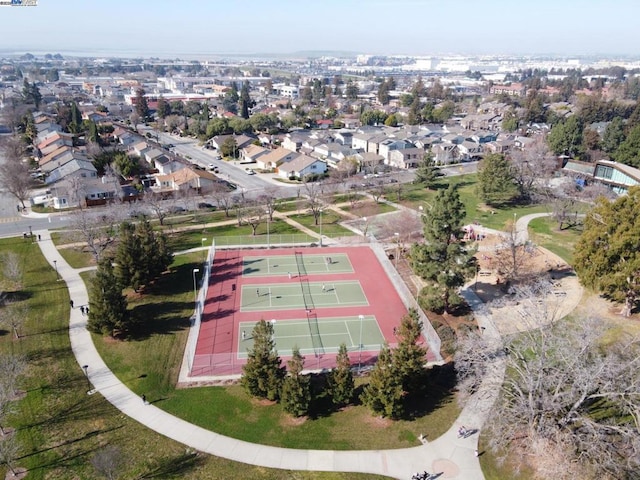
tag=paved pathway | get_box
[35,227,506,480]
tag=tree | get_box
[345,81,359,100]
[0,136,32,209]
[220,137,238,158]
[135,88,149,121]
[281,348,311,417]
[69,203,124,261]
[21,79,41,108]
[360,344,404,419]
[411,185,476,313]
[1,252,22,292]
[239,81,253,119]
[377,79,391,105]
[612,124,640,168]
[116,220,172,292]
[492,219,536,283]
[241,319,285,401]
[209,182,235,217]
[477,153,519,206]
[328,343,354,408]
[547,116,584,158]
[601,116,625,154]
[223,83,239,114]
[303,181,326,226]
[508,136,556,203]
[0,433,21,477]
[392,309,427,393]
[360,109,388,126]
[413,152,441,189]
[501,108,519,132]
[0,301,28,340]
[238,201,265,236]
[156,96,170,119]
[91,445,122,480]
[88,257,129,337]
[574,187,640,316]
[456,316,640,479]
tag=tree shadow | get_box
[401,363,457,421]
[19,395,115,431]
[139,451,206,478]
[127,301,192,341]
[1,290,33,302]
[142,262,202,297]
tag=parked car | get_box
[197,202,216,210]
[208,163,215,170]
[168,206,186,214]
[246,169,256,175]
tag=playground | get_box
[190,246,420,377]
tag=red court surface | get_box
[190,246,431,377]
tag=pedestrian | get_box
[242,331,246,340]
[256,288,260,297]
[38,234,41,241]
[328,257,332,264]
[79,306,85,315]
[474,449,479,457]
[70,299,74,309]
[288,272,292,279]
[393,327,397,336]
[322,284,326,292]
[85,306,89,315]
[142,393,148,405]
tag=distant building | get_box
[593,160,640,195]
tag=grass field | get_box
[290,211,355,237]
[528,216,582,264]
[0,241,386,479]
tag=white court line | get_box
[332,285,341,304]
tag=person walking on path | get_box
[242,331,246,340]
[70,299,74,309]
[322,284,326,292]
[141,394,149,405]
[288,272,292,279]
[256,288,260,297]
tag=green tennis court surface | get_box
[242,253,353,277]
[238,316,384,358]
[241,281,368,312]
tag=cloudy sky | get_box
[0,0,638,57]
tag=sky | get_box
[0,0,639,58]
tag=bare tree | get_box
[508,136,556,202]
[1,253,22,292]
[209,182,235,217]
[258,185,279,221]
[0,302,28,339]
[91,445,123,480]
[237,199,265,236]
[0,354,27,396]
[302,180,327,225]
[456,300,640,480]
[375,209,422,246]
[0,432,21,476]
[0,136,32,209]
[370,180,386,203]
[0,384,17,437]
[492,220,537,284]
[69,203,124,261]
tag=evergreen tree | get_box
[87,120,99,144]
[135,88,150,120]
[477,153,519,206]
[21,79,42,108]
[223,83,239,114]
[241,320,285,401]
[88,257,129,337]
[239,81,253,119]
[377,79,390,105]
[413,152,441,189]
[69,101,82,134]
[328,343,354,408]
[360,344,404,419]
[345,81,359,100]
[602,116,625,154]
[393,309,427,393]
[547,115,584,157]
[156,96,170,119]
[115,222,140,290]
[611,124,640,168]
[281,347,311,417]
[411,185,476,313]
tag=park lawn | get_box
[276,199,307,213]
[166,219,302,251]
[1,240,385,480]
[56,246,96,269]
[528,216,583,264]
[341,200,396,215]
[290,211,355,237]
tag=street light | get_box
[82,364,91,391]
[319,208,324,247]
[53,260,60,280]
[394,232,400,269]
[192,268,200,306]
[265,210,270,249]
[358,314,364,370]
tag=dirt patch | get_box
[363,415,393,429]
[281,415,307,427]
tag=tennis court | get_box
[240,281,368,312]
[242,253,353,277]
[237,315,384,358]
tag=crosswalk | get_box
[0,217,20,224]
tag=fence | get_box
[183,238,216,375]
[213,234,316,247]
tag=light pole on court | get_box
[266,210,270,249]
[358,314,364,371]
[394,232,400,269]
[192,268,200,306]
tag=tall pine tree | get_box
[88,257,129,337]
[477,153,518,206]
[360,344,404,419]
[281,347,311,417]
[328,343,354,408]
[413,152,442,189]
[411,185,476,313]
[393,309,427,393]
[241,320,285,401]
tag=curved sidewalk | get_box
[36,228,497,480]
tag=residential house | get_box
[388,147,424,169]
[378,139,415,163]
[282,134,307,153]
[45,159,98,185]
[457,141,483,161]
[241,144,270,163]
[41,149,90,173]
[277,154,327,180]
[36,131,73,154]
[431,144,460,165]
[355,152,385,173]
[255,147,299,170]
[489,83,527,97]
[154,168,218,193]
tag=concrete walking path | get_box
[35,227,501,480]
